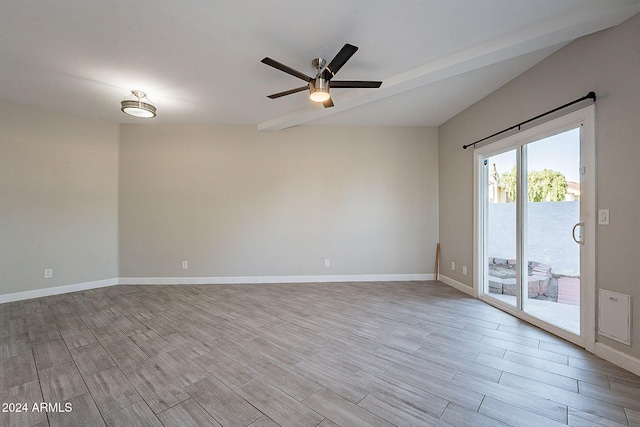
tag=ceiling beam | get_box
[257,2,640,131]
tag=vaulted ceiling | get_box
[2,1,639,129]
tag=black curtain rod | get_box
[462,91,596,150]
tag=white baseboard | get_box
[594,341,640,377]
[0,278,118,304]
[0,274,433,302]
[119,273,434,286]
[438,275,474,296]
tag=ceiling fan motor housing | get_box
[312,57,326,70]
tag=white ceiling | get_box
[1,1,639,130]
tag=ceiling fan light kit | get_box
[309,75,330,103]
[262,44,382,108]
[121,90,156,118]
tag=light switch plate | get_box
[598,209,609,225]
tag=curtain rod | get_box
[462,91,596,150]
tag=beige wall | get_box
[439,14,640,358]
[119,125,438,278]
[0,106,436,297]
[0,101,119,296]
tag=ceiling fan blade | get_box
[322,98,334,108]
[330,80,382,88]
[267,86,309,99]
[261,57,313,82]
[323,44,358,80]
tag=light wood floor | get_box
[1,281,640,427]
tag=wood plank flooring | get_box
[1,281,640,426]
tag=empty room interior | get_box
[2,1,640,426]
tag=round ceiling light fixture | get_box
[121,90,156,118]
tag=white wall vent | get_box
[598,289,631,345]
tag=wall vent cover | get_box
[598,289,631,345]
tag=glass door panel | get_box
[484,149,517,307]
[523,128,581,334]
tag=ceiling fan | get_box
[261,43,382,108]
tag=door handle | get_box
[572,222,585,244]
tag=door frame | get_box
[473,105,595,350]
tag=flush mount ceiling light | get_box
[121,90,156,118]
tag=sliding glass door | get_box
[475,107,595,346]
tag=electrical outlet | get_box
[450,261,456,271]
[182,261,188,269]
[462,265,467,275]
[44,269,53,278]
[324,259,330,267]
